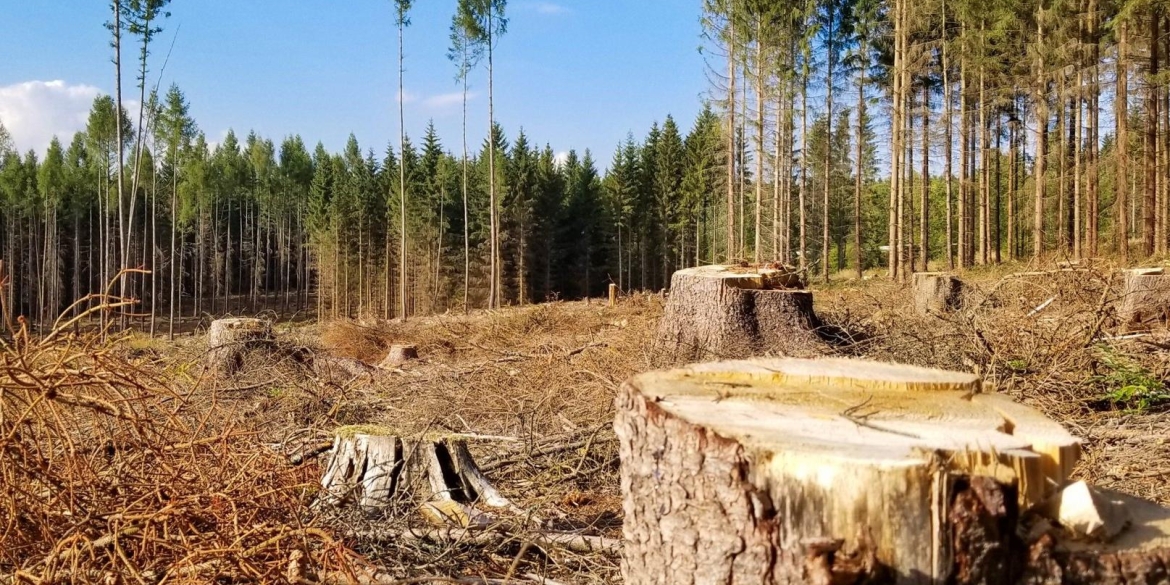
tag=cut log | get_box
[207,318,274,376]
[655,265,820,363]
[1117,267,1170,331]
[615,357,1170,584]
[379,344,419,369]
[913,272,965,316]
[609,283,618,307]
[319,426,518,526]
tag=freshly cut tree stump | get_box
[913,272,965,316]
[379,344,419,369]
[207,318,274,376]
[319,426,516,526]
[1117,267,1170,331]
[616,357,1170,584]
[656,265,819,362]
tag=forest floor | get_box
[4,261,1169,583]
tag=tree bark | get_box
[616,357,1170,585]
[1117,21,1130,260]
[655,265,818,363]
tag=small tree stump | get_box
[379,344,419,369]
[1118,267,1170,331]
[616,357,1170,584]
[319,426,516,526]
[207,318,274,376]
[656,265,820,362]
[913,272,964,316]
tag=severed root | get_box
[319,426,524,526]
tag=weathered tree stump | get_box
[656,265,819,362]
[379,344,419,369]
[912,272,964,316]
[1117,267,1170,331]
[319,426,516,526]
[207,318,274,376]
[615,357,1170,584]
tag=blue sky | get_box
[0,1,708,169]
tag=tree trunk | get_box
[727,12,737,262]
[800,58,809,272]
[1144,15,1160,258]
[655,265,818,364]
[942,0,955,270]
[889,0,903,279]
[207,317,274,376]
[913,272,964,316]
[1117,21,1130,260]
[855,55,866,279]
[1034,12,1048,260]
[616,357,1170,585]
[921,84,930,271]
[399,18,409,320]
[319,428,517,527]
[822,28,834,282]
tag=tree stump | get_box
[207,318,274,376]
[913,272,964,316]
[1117,267,1170,331]
[319,426,517,526]
[615,357,1170,584]
[379,344,419,369]
[656,265,819,362]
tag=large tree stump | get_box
[319,426,518,526]
[378,344,419,369]
[207,318,274,376]
[1117,267,1170,331]
[615,358,1170,584]
[913,272,965,316]
[656,265,819,362]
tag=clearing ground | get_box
[2,261,1168,583]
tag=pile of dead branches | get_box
[0,295,360,583]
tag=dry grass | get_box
[815,259,1170,504]
[0,297,361,584]
[3,264,1168,583]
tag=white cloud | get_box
[553,150,569,168]
[423,91,477,110]
[534,2,570,15]
[0,80,102,154]
[397,89,419,104]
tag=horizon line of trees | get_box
[701,0,1170,281]
[7,0,1170,336]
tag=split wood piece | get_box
[912,272,965,316]
[379,344,419,369]
[655,265,820,363]
[615,357,1091,584]
[207,317,274,376]
[1118,267,1170,331]
[608,284,618,307]
[959,477,1170,585]
[319,426,519,526]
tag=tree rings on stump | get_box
[1117,267,1170,331]
[319,426,517,527]
[655,265,819,363]
[207,317,274,376]
[912,272,965,316]
[379,344,420,369]
[614,357,1099,584]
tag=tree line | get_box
[702,0,1170,280]
[6,0,1170,334]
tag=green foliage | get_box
[1094,346,1170,412]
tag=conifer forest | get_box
[4,0,1170,331]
